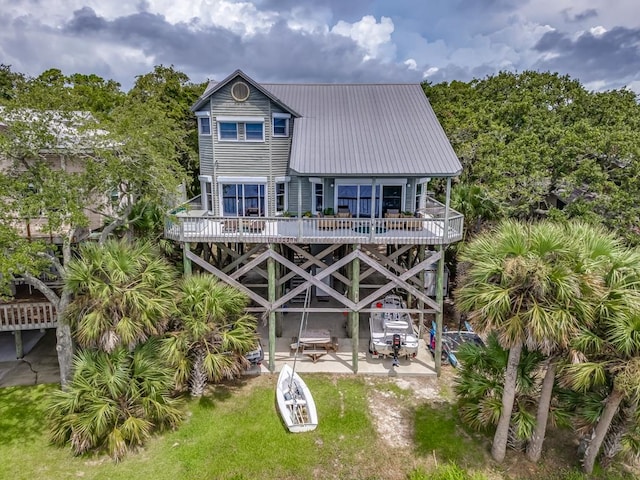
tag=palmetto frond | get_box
[46,340,183,460]
[64,239,178,352]
[164,273,258,395]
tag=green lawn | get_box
[0,376,391,480]
[0,376,634,480]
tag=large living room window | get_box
[336,184,380,217]
[221,183,266,216]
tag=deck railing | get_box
[0,302,57,331]
[165,198,464,245]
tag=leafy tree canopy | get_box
[425,71,640,244]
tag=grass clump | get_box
[413,402,486,467]
[408,463,487,480]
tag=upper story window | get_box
[272,113,291,137]
[217,116,264,142]
[219,122,238,141]
[198,117,211,135]
[245,122,264,141]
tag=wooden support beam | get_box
[277,244,349,287]
[223,244,267,278]
[267,244,276,373]
[354,250,442,311]
[183,243,192,276]
[14,330,23,359]
[228,249,271,281]
[268,249,358,310]
[435,245,445,377]
[351,244,360,373]
[186,250,270,308]
[418,245,426,340]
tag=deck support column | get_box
[267,244,277,372]
[418,245,426,341]
[14,330,23,359]
[435,244,445,376]
[183,242,192,276]
[351,244,360,373]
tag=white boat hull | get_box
[276,364,318,433]
[369,295,419,359]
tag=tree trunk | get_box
[583,388,625,474]
[55,292,74,389]
[526,360,556,462]
[189,348,207,397]
[492,341,523,462]
[21,272,74,389]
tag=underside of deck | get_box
[182,240,450,374]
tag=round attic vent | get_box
[231,81,250,102]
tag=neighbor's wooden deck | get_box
[0,301,57,331]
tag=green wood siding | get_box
[200,78,293,216]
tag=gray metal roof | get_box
[262,83,462,177]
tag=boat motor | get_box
[392,334,401,366]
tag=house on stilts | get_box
[164,69,464,374]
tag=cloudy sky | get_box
[1,0,639,92]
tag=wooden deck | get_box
[165,210,463,245]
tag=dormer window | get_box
[272,113,291,137]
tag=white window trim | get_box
[217,176,268,183]
[217,179,269,216]
[198,117,212,136]
[216,116,265,142]
[310,178,324,213]
[217,121,239,142]
[216,116,264,123]
[244,122,265,142]
[333,178,408,215]
[272,113,291,137]
[275,181,288,214]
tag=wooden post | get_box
[183,242,192,276]
[351,244,360,373]
[268,244,277,372]
[435,245,445,376]
[418,245,426,341]
[14,330,23,359]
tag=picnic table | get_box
[290,329,338,362]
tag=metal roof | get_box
[262,83,462,177]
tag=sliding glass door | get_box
[336,182,405,217]
[221,183,266,216]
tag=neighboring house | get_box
[165,69,464,373]
[0,109,109,354]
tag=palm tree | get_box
[47,339,184,461]
[456,220,592,462]
[561,245,640,473]
[455,332,544,447]
[64,239,178,352]
[450,183,500,240]
[161,274,259,397]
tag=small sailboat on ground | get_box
[275,287,318,432]
[276,364,318,432]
